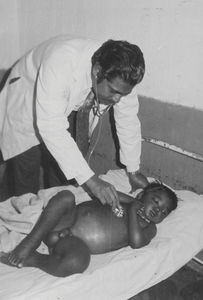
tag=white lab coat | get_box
[0,36,141,185]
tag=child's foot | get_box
[0,250,42,269]
[0,236,39,268]
[0,251,24,268]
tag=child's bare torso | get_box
[45,200,130,254]
[70,200,129,254]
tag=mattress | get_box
[0,169,203,300]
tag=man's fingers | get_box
[111,198,119,210]
[86,176,120,208]
[103,186,120,209]
[99,196,107,205]
[110,187,120,209]
[97,189,118,208]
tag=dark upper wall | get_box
[139,96,203,193]
[139,96,203,159]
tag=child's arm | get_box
[128,201,157,248]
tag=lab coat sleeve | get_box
[35,49,94,185]
[113,88,141,172]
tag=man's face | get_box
[92,77,133,106]
[142,189,172,224]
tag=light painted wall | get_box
[0,0,19,67]
[0,0,202,109]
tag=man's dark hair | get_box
[143,182,178,211]
[92,39,145,86]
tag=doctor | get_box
[0,36,148,208]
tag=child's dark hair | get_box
[143,182,178,211]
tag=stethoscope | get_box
[92,101,112,117]
[87,84,125,221]
[86,84,113,163]
[91,86,113,117]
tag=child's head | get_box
[139,182,178,224]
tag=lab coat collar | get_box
[72,39,102,94]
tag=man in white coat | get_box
[0,36,148,208]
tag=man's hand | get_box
[84,175,121,209]
[128,171,148,193]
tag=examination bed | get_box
[0,168,203,300]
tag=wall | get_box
[0,0,202,109]
[140,97,203,193]
[0,1,203,193]
[0,1,19,66]
[89,97,203,193]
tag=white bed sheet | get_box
[0,169,203,300]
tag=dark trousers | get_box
[1,110,90,198]
[10,145,42,196]
[4,144,69,197]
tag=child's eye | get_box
[161,210,167,217]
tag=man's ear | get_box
[92,63,101,79]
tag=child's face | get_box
[142,189,172,224]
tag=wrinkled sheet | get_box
[0,169,203,300]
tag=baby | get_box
[1,182,177,277]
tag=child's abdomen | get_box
[71,201,128,254]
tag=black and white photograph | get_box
[0,1,203,299]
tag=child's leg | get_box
[2,190,76,267]
[14,236,91,277]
